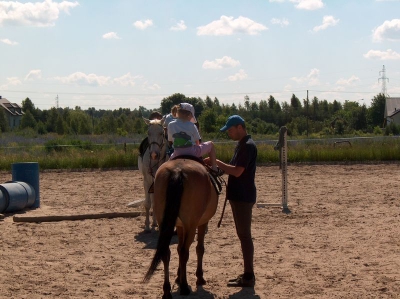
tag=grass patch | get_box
[0,135,399,171]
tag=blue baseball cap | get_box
[220,115,245,132]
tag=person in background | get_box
[164,105,177,130]
[210,115,257,287]
[167,103,222,175]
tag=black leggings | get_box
[230,200,254,274]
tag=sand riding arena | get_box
[0,164,399,298]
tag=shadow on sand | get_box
[134,229,178,249]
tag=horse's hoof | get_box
[179,284,191,296]
[162,293,172,299]
[143,228,152,234]
[196,277,206,286]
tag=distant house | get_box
[0,96,24,129]
[384,97,400,127]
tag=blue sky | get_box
[1,0,400,111]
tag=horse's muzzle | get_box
[150,151,159,160]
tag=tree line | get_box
[0,92,391,137]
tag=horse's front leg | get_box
[150,194,157,229]
[143,191,152,233]
[195,223,207,285]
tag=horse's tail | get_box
[143,169,184,283]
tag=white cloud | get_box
[0,77,22,89]
[0,0,79,27]
[291,68,320,85]
[227,69,248,81]
[0,38,18,45]
[54,72,110,86]
[102,32,121,39]
[363,49,400,60]
[197,16,267,36]
[142,81,161,90]
[372,19,400,42]
[112,73,142,86]
[336,75,360,86]
[269,0,285,2]
[290,0,324,10]
[312,15,340,32]
[170,20,187,31]
[202,56,240,69]
[271,18,289,27]
[25,70,42,81]
[133,19,153,30]
[53,72,156,88]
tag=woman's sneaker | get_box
[227,274,255,287]
[228,274,243,282]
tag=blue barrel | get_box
[0,182,28,213]
[12,162,40,208]
[8,181,36,208]
[0,190,8,213]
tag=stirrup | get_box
[211,167,224,177]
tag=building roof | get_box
[0,97,24,116]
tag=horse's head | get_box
[143,116,166,161]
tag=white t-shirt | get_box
[168,119,201,148]
[164,113,175,127]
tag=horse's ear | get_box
[143,117,151,125]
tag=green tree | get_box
[22,97,36,114]
[160,93,186,114]
[198,108,217,133]
[37,121,47,135]
[290,94,302,116]
[56,115,66,135]
[20,110,37,130]
[368,93,386,128]
[0,108,9,132]
[244,95,250,111]
[46,107,59,133]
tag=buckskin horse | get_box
[143,157,219,298]
[138,117,168,232]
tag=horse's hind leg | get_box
[161,247,172,299]
[178,229,196,296]
[195,223,207,285]
[175,226,184,284]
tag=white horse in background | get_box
[138,117,169,232]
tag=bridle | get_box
[146,124,167,178]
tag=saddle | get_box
[171,155,224,195]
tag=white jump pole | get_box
[257,126,291,214]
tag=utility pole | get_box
[379,65,389,97]
[306,90,309,137]
[56,95,59,109]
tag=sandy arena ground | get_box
[0,164,399,299]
